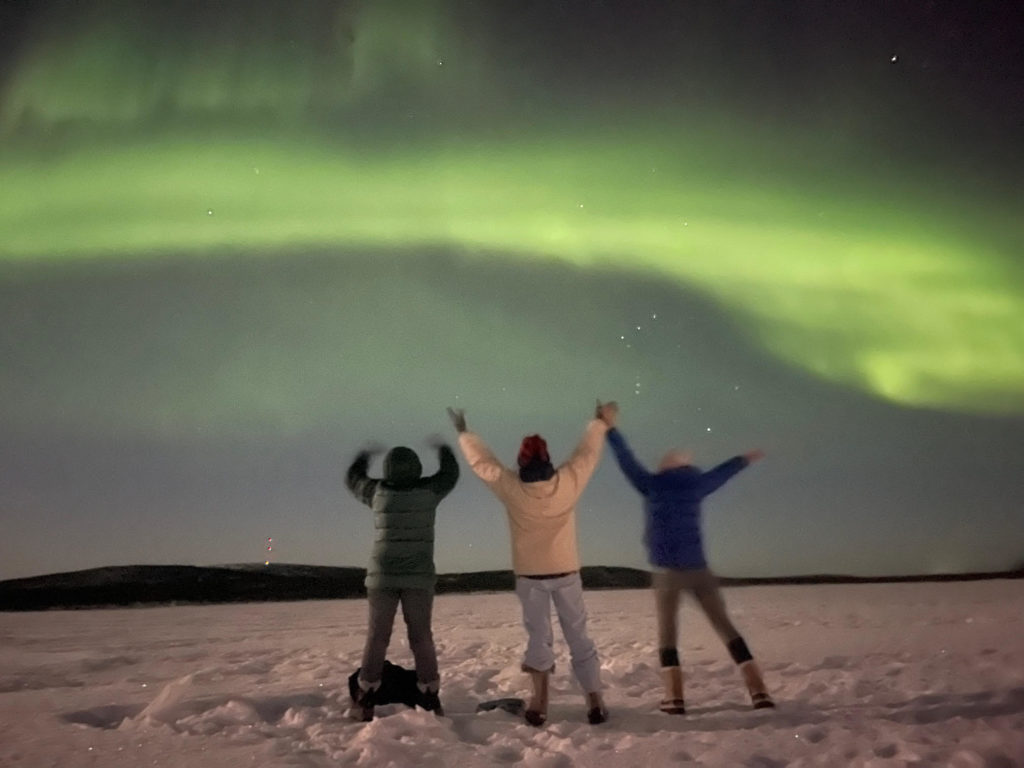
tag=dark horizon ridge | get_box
[2,563,1021,612]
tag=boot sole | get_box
[524,709,547,727]
[660,699,687,715]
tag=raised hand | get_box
[596,400,619,427]
[446,407,467,433]
[744,449,765,464]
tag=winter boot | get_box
[586,691,609,724]
[524,667,550,727]
[417,680,444,716]
[659,666,686,714]
[353,679,378,722]
[739,660,775,709]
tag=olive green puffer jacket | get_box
[346,445,459,590]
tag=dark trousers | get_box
[653,567,742,650]
[360,588,439,686]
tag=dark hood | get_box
[383,447,422,486]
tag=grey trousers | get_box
[515,573,603,694]
[653,567,741,650]
[360,588,438,686]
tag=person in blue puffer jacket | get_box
[597,401,774,714]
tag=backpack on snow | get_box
[348,660,420,708]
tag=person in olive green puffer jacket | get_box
[345,439,459,720]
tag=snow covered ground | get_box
[1,580,1022,768]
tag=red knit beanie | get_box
[517,435,550,467]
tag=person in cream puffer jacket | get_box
[448,403,611,726]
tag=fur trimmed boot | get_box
[739,660,775,709]
[659,666,686,714]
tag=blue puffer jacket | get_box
[606,429,748,569]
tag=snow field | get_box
[0,581,1021,767]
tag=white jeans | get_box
[515,573,603,694]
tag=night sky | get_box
[1,0,1022,580]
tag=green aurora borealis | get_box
[3,128,1022,422]
[2,1,1022,426]
[1,0,1022,578]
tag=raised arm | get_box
[605,428,653,495]
[456,432,507,484]
[425,442,460,496]
[448,406,506,485]
[596,400,652,494]
[698,450,761,496]
[345,450,380,507]
[559,418,609,492]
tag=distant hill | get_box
[1,563,1021,611]
[0,564,367,612]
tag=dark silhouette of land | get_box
[1,563,1021,611]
